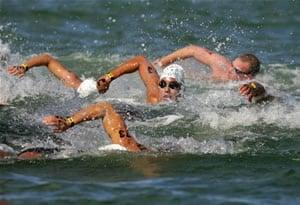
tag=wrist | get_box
[65,116,75,127]
[20,64,29,72]
[250,82,257,89]
[105,72,114,82]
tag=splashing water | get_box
[1,37,299,158]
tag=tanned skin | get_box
[155,44,255,81]
[8,51,265,102]
[8,54,182,104]
[43,102,146,152]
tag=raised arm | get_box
[96,55,160,104]
[157,45,231,71]
[43,102,146,152]
[7,53,82,89]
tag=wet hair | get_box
[238,54,260,75]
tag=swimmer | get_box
[7,53,268,103]
[153,44,274,102]
[97,56,185,104]
[42,101,147,152]
[0,101,146,158]
[7,54,184,104]
[154,44,261,81]
[96,56,270,103]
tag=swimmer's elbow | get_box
[38,53,56,66]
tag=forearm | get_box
[45,102,144,151]
[159,46,195,66]
[159,45,215,67]
[68,102,110,125]
[43,102,119,133]
[71,102,129,145]
[24,53,81,88]
[23,53,53,70]
[105,56,146,80]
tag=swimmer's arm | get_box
[96,56,160,104]
[43,102,113,132]
[97,55,153,82]
[43,102,144,152]
[43,102,130,137]
[7,53,82,89]
[157,45,230,69]
[96,56,145,93]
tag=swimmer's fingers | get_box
[7,66,20,75]
[43,115,62,125]
[239,85,251,96]
[43,115,68,132]
[7,66,26,77]
[15,72,25,78]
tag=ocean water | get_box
[0,0,300,204]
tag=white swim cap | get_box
[160,64,184,85]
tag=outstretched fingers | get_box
[43,115,67,133]
[239,84,251,96]
[7,66,26,77]
[239,84,254,102]
[43,115,61,125]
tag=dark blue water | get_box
[0,0,299,204]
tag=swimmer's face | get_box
[158,77,182,102]
[231,57,253,80]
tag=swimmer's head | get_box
[159,64,184,102]
[160,64,184,85]
[232,54,260,80]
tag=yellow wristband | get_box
[106,72,114,79]
[21,64,29,71]
[250,82,257,89]
[65,116,75,127]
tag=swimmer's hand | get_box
[7,64,29,78]
[239,81,266,102]
[43,115,72,133]
[96,74,112,94]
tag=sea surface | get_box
[0,0,299,204]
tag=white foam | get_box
[77,78,97,98]
[153,136,236,154]
[1,39,299,156]
[0,143,16,154]
[0,41,76,103]
[98,144,127,151]
[134,114,184,127]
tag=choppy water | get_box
[0,0,299,204]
